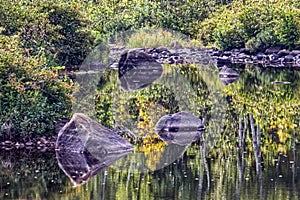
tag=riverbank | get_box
[109,45,300,68]
[0,136,56,151]
[2,45,300,150]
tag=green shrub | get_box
[199,0,300,51]
[88,0,227,42]
[0,0,94,68]
[0,33,73,140]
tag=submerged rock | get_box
[155,111,204,146]
[219,65,240,85]
[118,48,163,91]
[56,113,133,186]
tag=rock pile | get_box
[110,45,300,67]
[210,47,300,67]
[0,136,56,150]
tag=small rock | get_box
[217,56,230,64]
[211,51,222,57]
[268,54,278,63]
[265,46,281,54]
[278,49,290,57]
[223,51,232,56]
[291,50,300,55]
[284,54,294,63]
[40,137,48,144]
[25,142,33,146]
[256,52,266,60]
[4,140,13,145]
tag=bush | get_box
[88,0,228,42]
[0,32,73,140]
[199,0,300,51]
[0,0,94,68]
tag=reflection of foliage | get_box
[225,65,300,154]
[94,63,226,173]
[138,134,167,171]
[95,64,221,136]
[0,150,67,199]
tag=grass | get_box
[110,27,203,49]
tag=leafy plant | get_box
[199,0,300,51]
[0,33,73,140]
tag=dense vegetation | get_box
[1,0,300,139]
[200,0,300,51]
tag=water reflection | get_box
[3,64,300,199]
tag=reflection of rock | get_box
[219,65,240,85]
[118,48,163,91]
[56,113,133,186]
[271,81,291,85]
[155,111,204,146]
[153,143,187,171]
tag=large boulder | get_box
[118,48,163,91]
[56,113,133,186]
[154,111,204,146]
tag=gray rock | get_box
[217,56,231,64]
[291,50,300,56]
[278,50,290,57]
[256,52,266,60]
[155,111,204,146]
[118,48,163,91]
[56,113,133,186]
[219,66,240,85]
[265,46,281,54]
[284,54,294,63]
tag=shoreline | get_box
[0,136,57,151]
[108,45,300,68]
[2,46,300,150]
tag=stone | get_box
[25,142,33,146]
[40,137,48,144]
[291,50,300,56]
[256,52,266,60]
[265,46,281,54]
[223,51,232,56]
[268,53,278,62]
[211,50,222,57]
[118,48,163,91]
[278,50,290,57]
[219,66,240,85]
[284,54,294,63]
[295,59,300,66]
[216,56,230,64]
[155,111,204,146]
[56,113,133,186]
[4,140,13,145]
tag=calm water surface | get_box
[2,63,300,200]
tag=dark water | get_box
[2,63,300,200]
